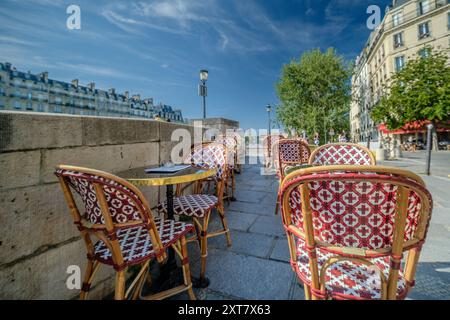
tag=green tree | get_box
[371,49,450,150]
[276,48,352,143]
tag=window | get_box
[395,56,405,72]
[393,12,403,27]
[38,103,44,112]
[394,32,404,48]
[27,92,32,100]
[418,22,431,39]
[418,0,430,15]
[448,12,450,30]
[419,47,431,58]
[14,101,21,109]
[26,102,33,110]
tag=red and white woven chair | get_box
[157,142,232,282]
[309,143,376,166]
[280,165,433,300]
[216,135,238,202]
[263,134,285,169]
[273,139,311,215]
[55,165,195,300]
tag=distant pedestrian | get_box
[314,132,320,146]
[339,131,347,143]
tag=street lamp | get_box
[426,123,434,176]
[266,104,272,136]
[199,69,208,119]
[329,128,335,143]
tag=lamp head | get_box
[200,69,209,81]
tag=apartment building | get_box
[350,0,450,143]
[0,62,184,122]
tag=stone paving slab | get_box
[189,249,293,300]
[228,201,276,216]
[249,215,286,237]
[269,238,291,263]
[208,229,274,259]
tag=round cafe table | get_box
[116,165,216,290]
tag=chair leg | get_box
[132,267,148,300]
[304,284,311,300]
[274,198,279,215]
[180,237,196,300]
[114,270,126,300]
[199,212,211,281]
[80,260,98,300]
[217,206,232,247]
[231,172,236,199]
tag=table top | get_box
[116,165,216,187]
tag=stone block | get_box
[0,151,41,190]
[0,183,78,265]
[82,117,159,146]
[0,239,115,299]
[41,142,159,183]
[0,112,83,151]
[159,121,195,143]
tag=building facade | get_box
[0,62,184,122]
[350,0,450,143]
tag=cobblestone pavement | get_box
[174,152,450,300]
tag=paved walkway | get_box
[177,152,450,300]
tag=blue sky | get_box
[0,0,391,129]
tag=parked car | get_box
[438,140,450,150]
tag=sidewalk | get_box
[177,152,450,300]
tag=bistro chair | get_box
[55,165,196,300]
[273,139,311,215]
[216,135,238,202]
[280,165,433,300]
[263,134,285,169]
[157,142,232,283]
[309,143,375,166]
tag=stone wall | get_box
[0,111,201,299]
[189,118,239,139]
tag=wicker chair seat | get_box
[94,219,194,268]
[157,194,218,218]
[295,238,408,300]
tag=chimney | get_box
[5,62,12,70]
[87,82,95,91]
[124,91,129,99]
[40,72,48,82]
[71,79,79,88]
[108,88,116,95]
[132,94,141,101]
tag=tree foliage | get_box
[371,49,450,130]
[276,48,352,143]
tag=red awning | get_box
[379,121,450,135]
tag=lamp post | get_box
[266,104,272,162]
[329,128,335,143]
[426,123,434,176]
[199,70,208,119]
[266,104,272,136]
